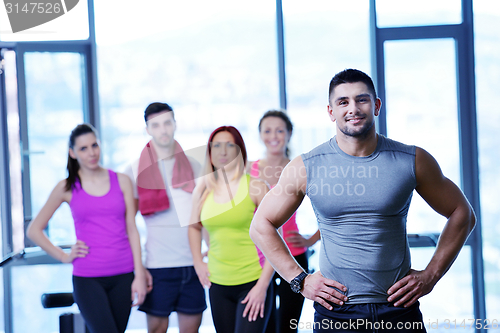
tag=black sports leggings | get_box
[209,280,273,333]
[266,251,309,333]
[72,272,134,333]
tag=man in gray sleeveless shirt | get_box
[250,69,476,332]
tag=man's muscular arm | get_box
[250,156,348,309]
[387,147,475,307]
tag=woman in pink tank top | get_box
[248,110,320,333]
[27,124,148,333]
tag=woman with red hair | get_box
[189,126,274,333]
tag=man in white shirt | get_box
[125,102,206,333]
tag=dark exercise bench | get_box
[41,292,89,333]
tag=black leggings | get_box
[209,280,273,333]
[72,272,134,333]
[266,252,309,333]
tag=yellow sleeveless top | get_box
[200,174,262,285]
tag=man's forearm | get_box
[425,205,475,281]
[250,217,306,283]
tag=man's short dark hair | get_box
[144,102,174,123]
[328,69,377,104]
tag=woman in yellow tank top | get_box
[188,126,274,333]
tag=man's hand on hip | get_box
[301,271,348,310]
[387,268,436,307]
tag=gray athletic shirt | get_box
[302,135,416,304]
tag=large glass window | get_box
[95,0,279,172]
[384,38,460,234]
[375,0,462,28]
[24,52,85,246]
[284,0,371,156]
[474,0,500,321]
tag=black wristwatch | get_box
[290,271,308,293]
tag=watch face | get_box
[291,281,301,293]
[290,273,306,293]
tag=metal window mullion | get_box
[0,49,14,263]
[374,29,387,137]
[276,0,287,111]
[378,24,460,41]
[82,45,100,132]
[370,0,387,136]
[1,47,15,333]
[2,267,13,333]
[457,0,486,329]
[15,46,33,233]
[84,0,100,132]
[15,42,87,53]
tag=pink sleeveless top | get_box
[70,170,134,277]
[250,160,307,257]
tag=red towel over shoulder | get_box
[137,140,195,216]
